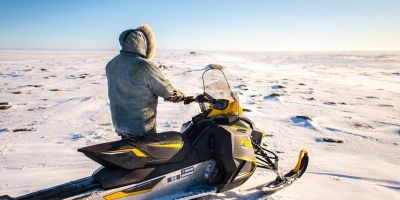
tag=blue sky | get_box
[0,0,399,51]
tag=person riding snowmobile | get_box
[106,24,184,138]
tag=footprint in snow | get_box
[271,85,286,89]
[290,116,316,130]
[264,93,281,101]
[316,137,343,143]
[324,101,337,105]
[0,128,9,134]
[235,84,248,91]
[307,97,316,101]
[13,128,35,132]
[161,121,180,128]
[0,102,12,110]
[353,122,374,129]
[70,133,85,141]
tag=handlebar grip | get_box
[183,96,196,104]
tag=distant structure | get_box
[189,51,196,54]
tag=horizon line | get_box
[1,48,399,53]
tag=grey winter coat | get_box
[106,30,178,137]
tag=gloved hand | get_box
[165,90,185,103]
[183,96,195,104]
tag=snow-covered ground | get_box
[0,50,399,199]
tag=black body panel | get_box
[78,131,189,170]
[81,115,257,192]
[191,117,256,192]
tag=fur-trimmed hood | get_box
[119,24,156,60]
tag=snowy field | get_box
[0,50,399,199]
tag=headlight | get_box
[213,99,229,110]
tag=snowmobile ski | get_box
[248,149,309,196]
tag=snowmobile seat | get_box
[78,131,190,170]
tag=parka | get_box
[106,25,181,137]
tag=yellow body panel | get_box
[207,100,243,117]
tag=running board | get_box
[174,185,217,200]
[3,177,100,200]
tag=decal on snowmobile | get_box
[180,166,194,178]
[147,142,183,148]
[103,177,163,200]
[240,137,252,148]
[101,148,147,157]
[167,166,194,183]
[167,174,181,183]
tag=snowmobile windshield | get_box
[202,68,235,101]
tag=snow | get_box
[1,50,399,199]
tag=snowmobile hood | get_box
[119,24,156,60]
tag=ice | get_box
[0,50,399,199]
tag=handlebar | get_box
[183,94,213,105]
[183,96,196,104]
[184,94,229,113]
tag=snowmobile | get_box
[1,65,309,200]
